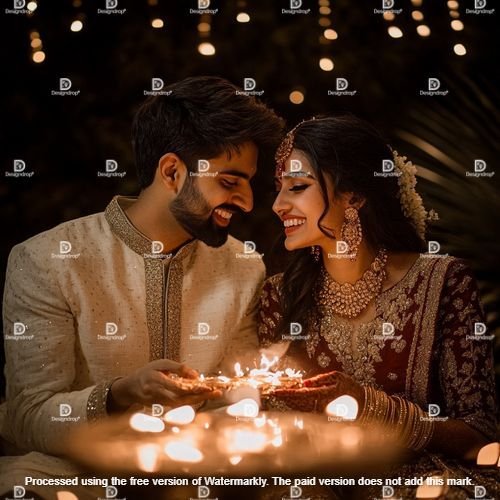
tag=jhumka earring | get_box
[340,207,362,259]
[310,245,321,262]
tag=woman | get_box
[258,116,498,499]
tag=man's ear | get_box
[156,152,187,194]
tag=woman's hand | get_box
[265,370,364,413]
[108,359,222,412]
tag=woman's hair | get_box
[277,114,427,336]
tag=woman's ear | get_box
[156,153,187,194]
[341,192,366,210]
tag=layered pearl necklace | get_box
[316,248,388,319]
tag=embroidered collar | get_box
[104,196,197,260]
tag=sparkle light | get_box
[236,12,250,23]
[324,28,338,40]
[289,90,305,105]
[454,43,466,56]
[197,22,211,33]
[32,51,45,63]
[451,19,464,31]
[27,2,37,12]
[319,57,334,71]
[151,18,164,28]
[198,42,216,56]
[388,26,403,38]
[411,10,424,21]
[70,20,83,32]
[416,25,431,37]
[30,38,42,49]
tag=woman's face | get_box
[272,149,346,251]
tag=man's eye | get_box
[221,179,237,188]
[289,184,308,192]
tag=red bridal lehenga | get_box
[258,256,499,500]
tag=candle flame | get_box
[164,440,203,463]
[226,398,259,418]
[229,455,243,465]
[137,444,160,472]
[476,442,500,466]
[224,428,267,454]
[164,405,196,425]
[129,413,165,433]
[325,395,359,421]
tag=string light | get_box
[30,38,42,49]
[197,22,211,33]
[27,2,37,12]
[447,0,459,9]
[388,26,403,38]
[289,90,305,104]
[411,0,423,5]
[319,57,334,71]
[151,18,164,28]
[236,12,250,23]
[324,29,338,40]
[318,17,331,27]
[451,19,464,30]
[319,6,331,15]
[449,10,460,18]
[32,51,45,63]
[411,10,424,21]
[416,25,431,37]
[454,43,466,56]
[198,42,216,56]
[70,20,83,32]
[383,12,395,21]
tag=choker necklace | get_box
[316,248,388,319]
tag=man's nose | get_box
[230,182,254,213]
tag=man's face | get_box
[170,141,258,247]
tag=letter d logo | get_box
[152,404,164,417]
[290,322,302,336]
[382,322,394,336]
[106,0,118,9]
[290,486,302,499]
[290,0,302,8]
[290,159,302,172]
[60,403,72,417]
[152,241,164,254]
[475,0,487,9]
[13,322,26,336]
[428,241,440,254]
[60,78,72,90]
[428,404,440,417]
[474,159,486,173]
[428,78,440,91]
[152,78,164,90]
[198,0,210,9]
[198,486,210,498]
[336,78,348,91]
[474,485,486,498]
[14,0,25,10]
[106,486,118,498]
[198,159,210,172]
[244,78,256,91]
[474,322,487,335]
[106,322,118,335]
[383,0,395,9]
[59,240,72,254]
[106,159,118,172]
[382,159,394,172]
[244,241,256,254]
[337,240,349,254]
[13,486,25,499]
[198,322,210,335]
[13,159,25,172]
[382,486,394,498]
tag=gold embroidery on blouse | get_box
[145,258,167,360]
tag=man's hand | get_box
[108,359,222,412]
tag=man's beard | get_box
[170,177,235,248]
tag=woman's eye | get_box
[289,184,308,192]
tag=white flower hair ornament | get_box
[392,149,439,240]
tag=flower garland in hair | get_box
[392,150,439,240]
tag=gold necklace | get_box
[316,248,388,319]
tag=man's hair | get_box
[132,76,285,189]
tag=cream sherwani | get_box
[1,196,264,464]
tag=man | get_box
[1,76,283,486]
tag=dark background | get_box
[1,0,499,397]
